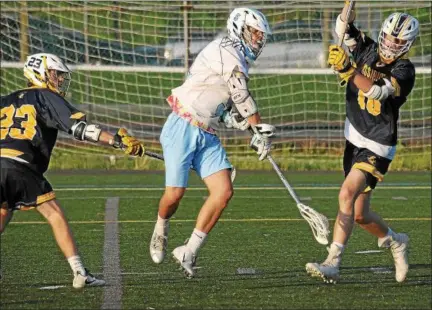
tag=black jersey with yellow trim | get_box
[0,87,86,173]
[344,24,416,146]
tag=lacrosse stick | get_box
[337,1,356,46]
[143,149,237,183]
[267,155,330,245]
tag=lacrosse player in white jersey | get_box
[149,8,275,278]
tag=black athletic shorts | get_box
[0,158,55,211]
[343,140,392,191]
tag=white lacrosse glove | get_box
[221,110,250,131]
[250,124,275,161]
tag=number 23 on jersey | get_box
[0,104,37,140]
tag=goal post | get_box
[1,1,430,170]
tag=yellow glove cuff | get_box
[339,66,356,86]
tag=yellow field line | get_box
[10,217,432,225]
[54,186,431,191]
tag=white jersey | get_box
[171,37,249,130]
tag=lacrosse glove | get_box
[328,44,357,86]
[250,124,275,161]
[221,109,250,131]
[112,128,145,157]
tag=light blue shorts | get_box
[160,112,232,187]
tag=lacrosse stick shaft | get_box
[337,1,355,46]
[144,150,164,161]
[267,155,302,205]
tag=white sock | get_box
[186,228,207,256]
[332,242,345,252]
[378,227,396,248]
[155,214,169,235]
[67,255,86,275]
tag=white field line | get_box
[53,185,431,191]
[10,217,432,225]
[102,197,122,310]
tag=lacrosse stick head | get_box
[297,203,330,245]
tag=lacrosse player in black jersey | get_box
[0,53,145,288]
[306,2,419,283]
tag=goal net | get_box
[1,1,430,170]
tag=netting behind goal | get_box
[1,1,431,169]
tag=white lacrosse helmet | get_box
[378,13,419,63]
[227,7,272,62]
[24,53,72,96]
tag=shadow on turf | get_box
[121,264,430,288]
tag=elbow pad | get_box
[364,79,395,101]
[71,121,102,142]
[227,71,258,119]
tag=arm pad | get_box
[71,121,102,142]
[364,79,395,101]
[335,15,357,48]
[227,71,258,119]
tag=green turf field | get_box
[1,171,431,309]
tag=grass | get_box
[1,171,431,309]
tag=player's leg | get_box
[36,199,105,288]
[150,113,195,264]
[354,191,388,237]
[0,205,13,234]
[2,159,104,288]
[306,141,367,283]
[0,161,14,234]
[354,189,409,282]
[150,186,185,264]
[196,169,233,233]
[0,205,13,280]
[172,132,233,278]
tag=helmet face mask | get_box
[378,32,411,63]
[227,8,272,62]
[242,25,267,59]
[378,12,419,64]
[24,53,72,97]
[48,69,71,97]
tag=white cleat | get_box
[305,243,342,284]
[150,230,168,264]
[390,233,409,283]
[172,245,196,279]
[73,269,105,289]
[305,262,340,284]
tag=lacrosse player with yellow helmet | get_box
[306,2,419,284]
[149,8,275,278]
[1,53,145,288]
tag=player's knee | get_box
[37,200,66,223]
[164,188,185,205]
[338,187,356,207]
[222,186,234,203]
[0,208,11,234]
[354,214,367,224]
[210,186,233,206]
